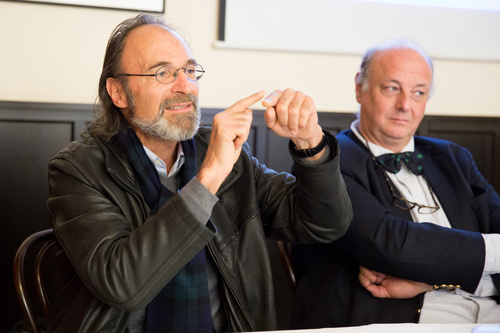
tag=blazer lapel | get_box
[418,140,475,231]
[345,130,414,221]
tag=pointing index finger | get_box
[231,90,266,111]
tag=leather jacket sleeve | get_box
[251,131,352,244]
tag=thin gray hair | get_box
[356,38,434,96]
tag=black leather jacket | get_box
[46,127,352,332]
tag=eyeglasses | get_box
[116,63,205,84]
[372,156,440,214]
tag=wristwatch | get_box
[289,130,328,158]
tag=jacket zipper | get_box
[207,243,253,331]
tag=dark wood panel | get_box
[0,120,74,330]
[417,116,500,192]
[0,102,93,330]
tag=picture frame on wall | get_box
[17,0,164,13]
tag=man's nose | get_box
[170,68,194,93]
[395,91,411,112]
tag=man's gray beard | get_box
[127,92,201,142]
[131,107,201,142]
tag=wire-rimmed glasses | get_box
[372,156,440,214]
[116,63,205,84]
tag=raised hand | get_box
[198,90,265,194]
[358,266,432,299]
[262,89,324,155]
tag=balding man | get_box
[291,39,500,328]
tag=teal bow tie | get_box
[376,152,424,175]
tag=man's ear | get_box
[106,77,128,108]
[354,72,363,103]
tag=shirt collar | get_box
[143,144,185,178]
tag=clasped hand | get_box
[358,266,433,299]
[198,89,324,194]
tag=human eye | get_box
[185,65,197,77]
[155,66,173,81]
[382,84,399,95]
[413,89,429,99]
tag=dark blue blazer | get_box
[291,129,500,328]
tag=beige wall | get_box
[1,0,499,117]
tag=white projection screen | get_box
[217,0,500,61]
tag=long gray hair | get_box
[87,14,171,141]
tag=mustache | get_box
[159,94,198,115]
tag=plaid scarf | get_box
[116,128,214,333]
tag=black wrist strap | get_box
[289,130,328,158]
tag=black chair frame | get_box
[13,229,55,333]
